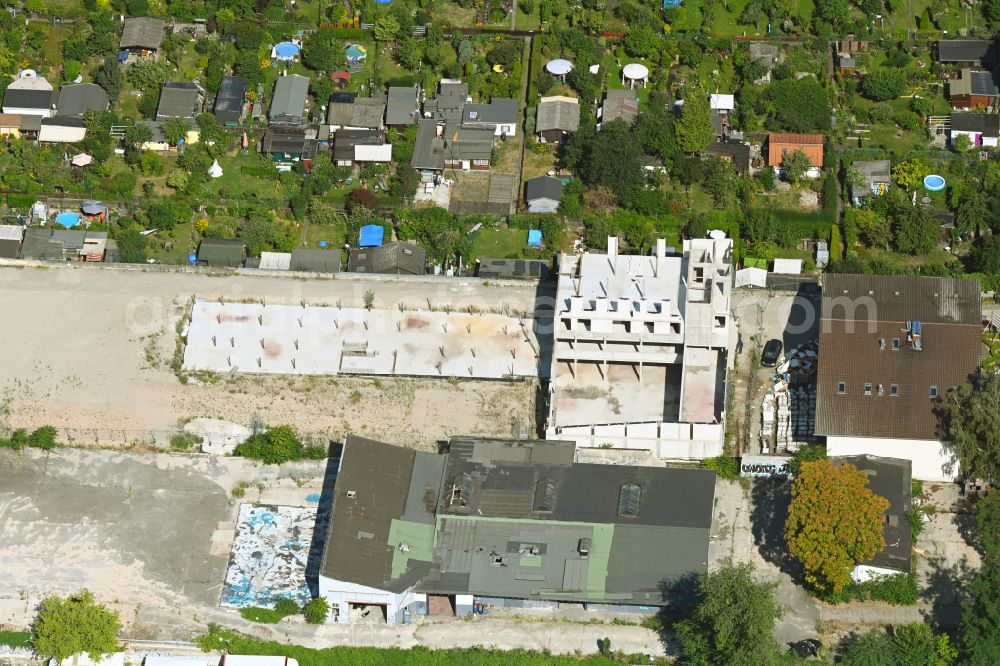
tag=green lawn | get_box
[601,50,655,107]
[0,630,32,647]
[470,227,533,261]
[146,218,200,265]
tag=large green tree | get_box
[842,624,957,665]
[675,85,715,154]
[782,149,812,186]
[961,490,1000,664]
[767,77,832,132]
[861,69,908,101]
[786,459,889,593]
[32,590,121,660]
[575,119,644,194]
[675,563,783,666]
[889,199,939,256]
[945,374,1000,488]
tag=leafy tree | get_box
[954,133,973,152]
[675,563,783,666]
[862,69,908,101]
[162,117,191,146]
[675,85,715,154]
[396,207,469,264]
[373,15,400,42]
[635,94,679,168]
[303,596,329,624]
[892,159,928,191]
[767,77,832,132]
[890,200,938,255]
[852,208,892,250]
[576,119,644,194]
[786,459,890,593]
[960,490,1000,663]
[815,0,851,30]
[32,590,121,660]
[94,55,124,101]
[782,149,812,186]
[234,23,269,51]
[944,372,1000,482]
[302,29,348,72]
[396,37,423,71]
[126,59,172,91]
[843,625,957,666]
[624,24,658,58]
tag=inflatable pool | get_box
[273,42,300,60]
[346,44,367,62]
[924,174,946,192]
[55,212,81,227]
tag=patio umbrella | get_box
[81,200,106,216]
[71,153,92,167]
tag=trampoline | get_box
[346,44,367,63]
[55,212,81,228]
[273,42,300,60]
[923,174,946,192]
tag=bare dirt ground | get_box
[0,265,542,448]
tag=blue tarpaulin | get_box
[359,224,384,247]
[117,50,129,62]
[527,229,542,247]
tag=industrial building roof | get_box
[320,436,715,604]
[835,455,913,575]
[56,83,109,117]
[815,274,981,441]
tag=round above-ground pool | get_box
[924,174,946,191]
[273,42,300,60]
[345,43,367,62]
[55,212,81,227]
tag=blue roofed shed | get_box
[527,229,542,247]
[359,224,385,247]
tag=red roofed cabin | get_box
[766,133,824,180]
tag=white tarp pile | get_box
[761,339,819,452]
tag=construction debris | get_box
[760,340,819,453]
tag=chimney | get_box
[607,236,619,273]
[655,238,666,277]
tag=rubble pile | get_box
[760,340,819,453]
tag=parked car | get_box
[761,339,783,367]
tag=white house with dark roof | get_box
[462,98,518,137]
[2,73,55,117]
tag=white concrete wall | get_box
[951,129,998,148]
[826,436,960,482]
[318,575,425,624]
[548,421,725,460]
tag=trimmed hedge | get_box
[7,193,36,208]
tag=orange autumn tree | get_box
[785,459,890,593]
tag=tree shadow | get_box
[952,496,984,558]
[305,440,343,597]
[750,478,802,579]
[919,554,976,629]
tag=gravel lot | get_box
[0,264,544,448]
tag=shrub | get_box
[865,573,920,605]
[702,457,740,480]
[274,599,301,616]
[239,607,288,623]
[303,443,328,460]
[829,224,842,264]
[302,597,329,624]
[233,425,304,464]
[28,426,58,450]
[385,75,417,88]
[170,432,202,450]
[789,443,826,475]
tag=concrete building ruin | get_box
[545,235,734,460]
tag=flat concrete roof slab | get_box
[183,301,544,379]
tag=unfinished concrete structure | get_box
[545,236,733,460]
[182,300,543,379]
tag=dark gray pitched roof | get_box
[156,83,201,120]
[347,241,426,275]
[213,76,245,124]
[700,140,752,174]
[951,112,1000,135]
[349,96,386,129]
[333,128,382,160]
[937,39,996,64]
[269,74,309,122]
[2,88,54,111]
[462,98,518,126]
[56,84,109,117]
[197,238,244,266]
[411,118,445,170]
[949,69,1000,97]
[120,17,165,51]
[525,176,562,203]
[601,89,639,125]
[386,86,418,125]
[815,274,981,440]
[536,97,580,132]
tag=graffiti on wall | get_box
[221,503,317,609]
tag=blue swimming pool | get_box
[274,42,300,59]
[345,43,368,62]
[55,212,81,227]
[924,174,946,192]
